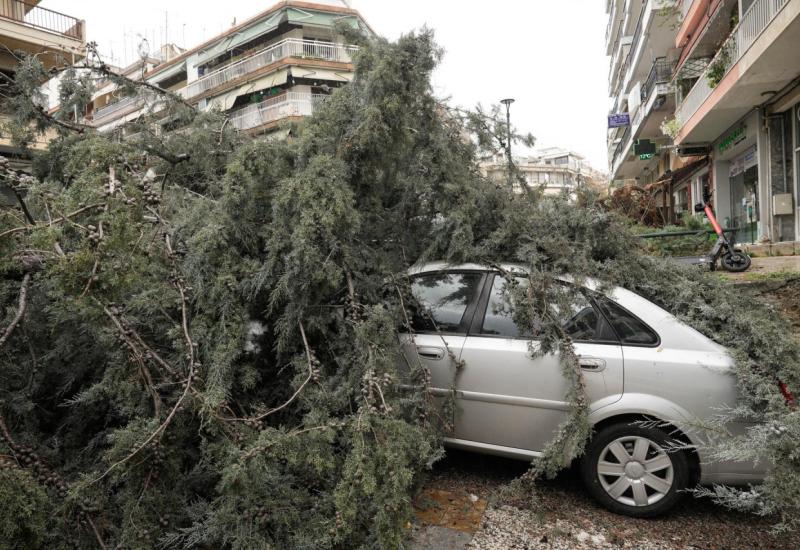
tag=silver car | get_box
[402,263,766,517]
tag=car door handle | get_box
[579,357,606,372]
[416,346,446,360]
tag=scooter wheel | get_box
[721,251,751,272]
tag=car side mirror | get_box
[694,202,705,213]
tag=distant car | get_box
[401,262,767,517]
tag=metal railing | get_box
[641,57,674,101]
[0,0,83,39]
[624,0,649,72]
[227,92,328,131]
[93,94,143,121]
[181,39,358,100]
[612,125,632,169]
[676,0,789,126]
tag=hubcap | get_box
[597,435,674,507]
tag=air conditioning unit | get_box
[677,145,709,157]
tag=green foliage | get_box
[632,214,717,257]
[707,41,734,89]
[0,469,50,549]
[1,26,799,549]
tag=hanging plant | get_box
[660,116,681,139]
[707,41,734,89]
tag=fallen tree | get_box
[1,31,799,549]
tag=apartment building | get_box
[672,0,800,244]
[1,0,85,159]
[481,148,608,196]
[82,0,371,138]
[606,0,682,193]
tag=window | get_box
[410,272,483,333]
[481,275,530,338]
[596,298,659,346]
[480,276,617,343]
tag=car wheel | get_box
[580,422,689,518]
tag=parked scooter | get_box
[693,195,752,272]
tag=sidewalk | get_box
[723,254,800,279]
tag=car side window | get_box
[596,297,659,346]
[410,272,483,333]
[480,276,616,343]
[481,275,531,338]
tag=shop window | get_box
[769,111,795,241]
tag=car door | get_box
[455,274,624,454]
[399,270,486,421]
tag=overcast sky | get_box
[45,0,610,170]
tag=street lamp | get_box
[500,98,515,189]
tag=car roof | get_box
[408,262,528,276]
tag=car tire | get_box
[580,422,689,518]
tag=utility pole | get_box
[500,98,515,190]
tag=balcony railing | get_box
[227,92,328,131]
[0,0,83,39]
[93,94,143,121]
[624,0,649,71]
[676,0,790,127]
[612,125,632,169]
[181,39,358,100]
[641,57,674,101]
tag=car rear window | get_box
[596,297,659,346]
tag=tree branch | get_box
[0,273,32,351]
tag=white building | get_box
[56,0,373,138]
[481,148,608,195]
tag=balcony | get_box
[227,92,328,132]
[620,0,679,95]
[675,0,797,143]
[610,57,675,179]
[0,1,84,71]
[181,39,358,100]
[93,94,144,122]
[0,0,82,39]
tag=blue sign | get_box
[608,113,630,128]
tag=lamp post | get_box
[500,98,515,189]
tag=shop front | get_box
[711,112,763,244]
[766,104,797,243]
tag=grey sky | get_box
[45,0,610,170]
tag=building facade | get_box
[607,0,800,244]
[481,148,608,196]
[674,0,800,244]
[1,0,86,159]
[76,0,371,138]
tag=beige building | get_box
[70,0,372,139]
[1,0,85,159]
[481,147,608,196]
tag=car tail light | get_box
[779,382,796,408]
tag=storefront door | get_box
[729,146,759,244]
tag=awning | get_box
[650,158,708,188]
[148,60,187,85]
[208,69,289,110]
[195,12,283,66]
[286,8,359,29]
[291,67,351,83]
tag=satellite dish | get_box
[137,37,150,60]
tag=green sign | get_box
[639,153,655,160]
[719,126,746,152]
